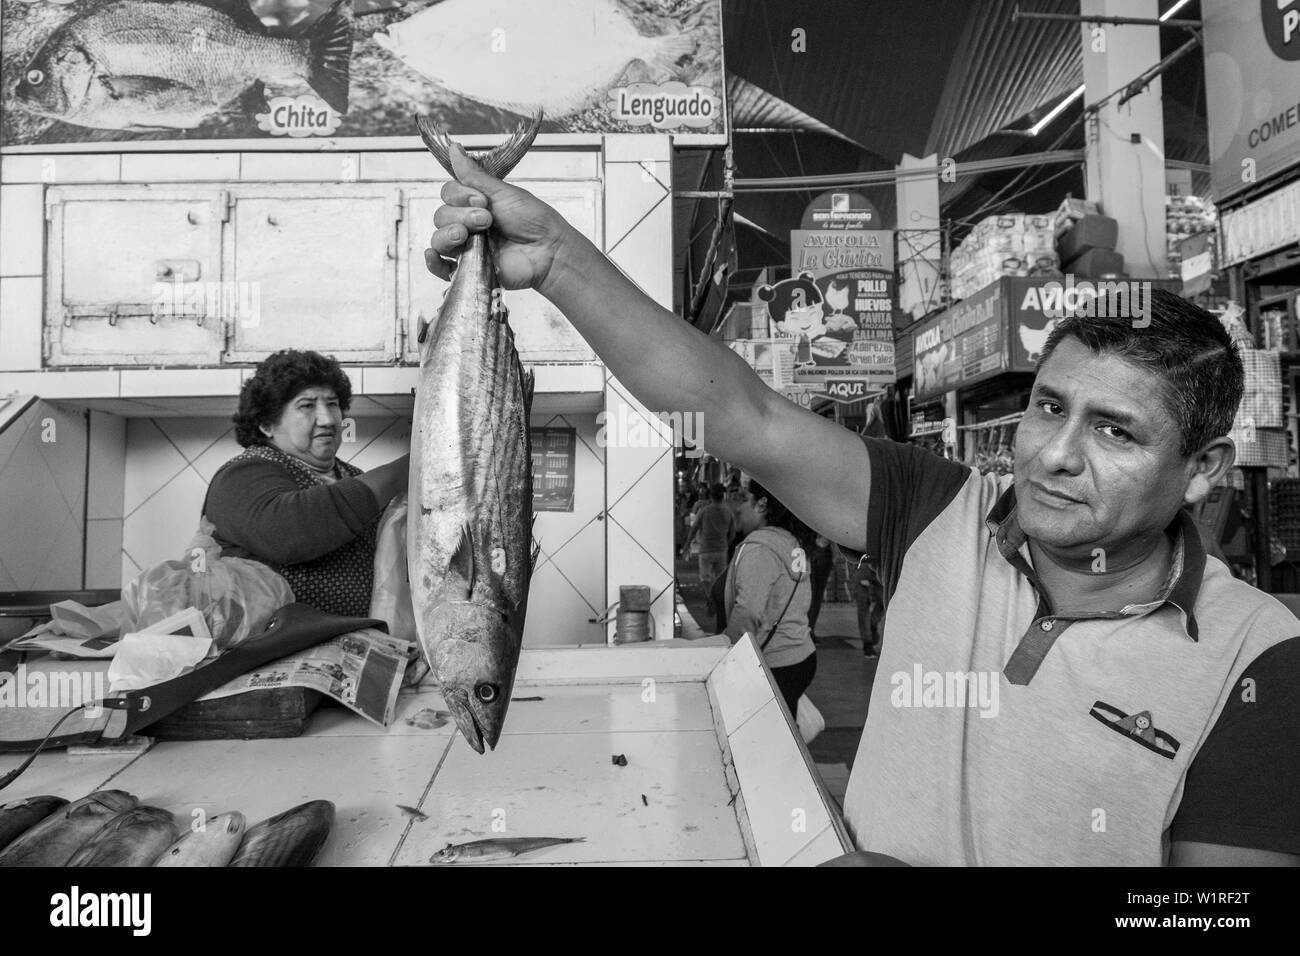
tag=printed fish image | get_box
[154,812,247,867]
[0,796,68,853]
[0,790,137,867]
[407,111,542,754]
[229,800,334,866]
[13,0,354,131]
[67,806,178,867]
[429,836,586,864]
[375,0,694,118]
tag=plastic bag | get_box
[371,492,417,646]
[796,694,825,745]
[121,518,294,651]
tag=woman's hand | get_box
[424,144,577,296]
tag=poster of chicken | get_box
[775,229,897,387]
[0,0,725,149]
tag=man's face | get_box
[266,386,342,469]
[1013,338,1194,556]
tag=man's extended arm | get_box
[426,149,871,551]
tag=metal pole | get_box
[1012,7,1201,28]
[1251,468,1274,593]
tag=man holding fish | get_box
[425,147,1300,866]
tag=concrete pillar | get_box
[896,153,944,321]
[1080,0,1168,277]
[600,135,676,643]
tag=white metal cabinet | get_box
[401,181,601,364]
[223,184,399,363]
[44,186,226,366]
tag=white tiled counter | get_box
[0,640,850,866]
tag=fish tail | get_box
[415,109,544,182]
[307,0,354,114]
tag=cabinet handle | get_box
[187,211,200,226]
[267,214,279,227]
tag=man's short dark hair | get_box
[232,350,353,447]
[710,483,726,501]
[1037,290,1243,456]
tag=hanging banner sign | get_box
[765,228,896,387]
[0,0,726,150]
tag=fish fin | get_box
[522,366,535,414]
[415,109,543,182]
[446,521,475,598]
[648,33,695,74]
[191,0,269,36]
[307,0,354,114]
[100,75,189,101]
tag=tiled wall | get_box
[118,412,605,646]
[0,400,87,591]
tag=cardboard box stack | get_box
[950,213,1060,301]
[1166,195,1217,277]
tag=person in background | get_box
[681,482,736,622]
[723,478,817,716]
[204,350,409,618]
[853,557,885,657]
[807,534,835,640]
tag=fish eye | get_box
[475,683,498,703]
[25,69,44,86]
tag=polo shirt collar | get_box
[985,485,1203,641]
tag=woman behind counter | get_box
[203,350,409,618]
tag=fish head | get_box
[14,35,97,121]
[426,601,521,754]
[430,844,460,864]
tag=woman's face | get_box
[738,488,767,535]
[264,386,343,469]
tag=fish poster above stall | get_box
[0,0,726,150]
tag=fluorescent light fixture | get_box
[1160,0,1192,21]
[1031,84,1086,136]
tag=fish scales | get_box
[67,806,178,867]
[86,6,309,90]
[409,112,540,754]
[0,796,68,853]
[0,790,137,867]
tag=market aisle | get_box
[675,558,875,810]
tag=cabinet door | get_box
[224,185,398,363]
[401,181,600,364]
[46,186,225,366]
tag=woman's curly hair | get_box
[232,350,353,447]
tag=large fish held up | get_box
[13,0,354,131]
[408,111,541,754]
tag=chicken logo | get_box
[1018,320,1058,364]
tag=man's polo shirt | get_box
[840,438,1300,865]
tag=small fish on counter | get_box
[229,800,334,867]
[0,790,137,867]
[154,812,247,867]
[0,795,68,853]
[611,754,628,767]
[67,806,178,867]
[397,805,429,823]
[429,836,585,865]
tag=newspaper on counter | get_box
[197,627,412,728]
